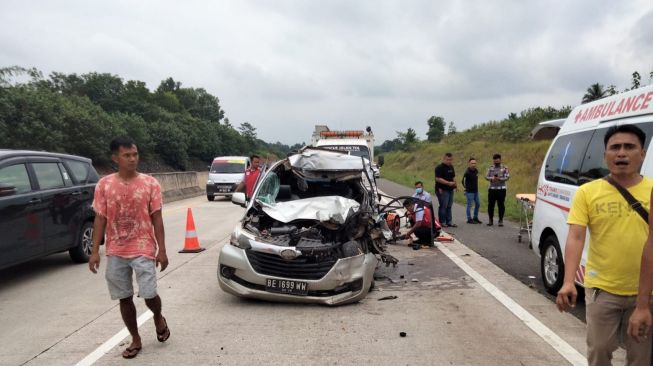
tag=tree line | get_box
[376,106,571,155]
[0,66,300,170]
[581,69,653,104]
[378,68,653,155]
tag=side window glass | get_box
[0,164,32,194]
[32,162,65,190]
[544,131,592,186]
[579,129,609,185]
[579,122,653,185]
[58,163,74,187]
[635,122,653,155]
[87,167,100,183]
[64,159,89,184]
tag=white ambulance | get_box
[531,84,653,294]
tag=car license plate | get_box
[265,278,308,296]
[219,188,230,192]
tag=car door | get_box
[62,158,97,244]
[0,161,44,269]
[30,159,78,253]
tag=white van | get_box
[206,156,250,201]
[531,84,653,294]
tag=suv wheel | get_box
[207,195,215,201]
[70,221,93,263]
[541,235,564,295]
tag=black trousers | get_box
[487,189,507,222]
[414,226,432,244]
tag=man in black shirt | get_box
[434,152,457,227]
[462,157,482,224]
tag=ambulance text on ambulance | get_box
[574,91,653,123]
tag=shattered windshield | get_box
[255,172,280,205]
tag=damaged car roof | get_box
[288,148,365,172]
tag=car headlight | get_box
[207,179,214,184]
[229,229,252,249]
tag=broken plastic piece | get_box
[378,295,398,301]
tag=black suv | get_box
[0,150,99,269]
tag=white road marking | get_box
[436,243,586,366]
[380,184,584,364]
[74,310,153,366]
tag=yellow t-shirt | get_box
[567,177,652,295]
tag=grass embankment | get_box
[381,139,552,222]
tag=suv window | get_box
[65,159,90,184]
[544,130,593,186]
[59,163,74,187]
[32,162,65,190]
[0,164,32,194]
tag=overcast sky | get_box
[1,1,652,145]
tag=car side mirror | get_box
[378,155,384,167]
[231,192,247,207]
[0,183,17,197]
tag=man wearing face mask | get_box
[410,181,432,226]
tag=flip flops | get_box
[122,346,141,359]
[156,316,170,343]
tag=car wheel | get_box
[207,195,215,201]
[69,221,93,263]
[541,235,564,295]
[391,217,400,241]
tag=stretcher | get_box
[515,193,536,247]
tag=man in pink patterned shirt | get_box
[89,137,170,359]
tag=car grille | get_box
[246,250,337,280]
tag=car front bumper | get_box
[218,243,378,306]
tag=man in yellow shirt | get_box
[556,124,653,365]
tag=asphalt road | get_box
[376,178,587,322]
[0,192,596,365]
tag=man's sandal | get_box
[156,317,170,343]
[122,346,141,359]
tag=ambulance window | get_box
[579,122,653,185]
[544,131,592,185]
[578,129,609,185]
[634,122,653,152]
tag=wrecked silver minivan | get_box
[217,147,397,305]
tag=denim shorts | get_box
[105,256,158,300]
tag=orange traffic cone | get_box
[179,208,205,253]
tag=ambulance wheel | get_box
[541,235,564,295]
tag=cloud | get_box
[1,0,651,144]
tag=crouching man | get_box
[400,199,434,250]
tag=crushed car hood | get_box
[261,196,360,224]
